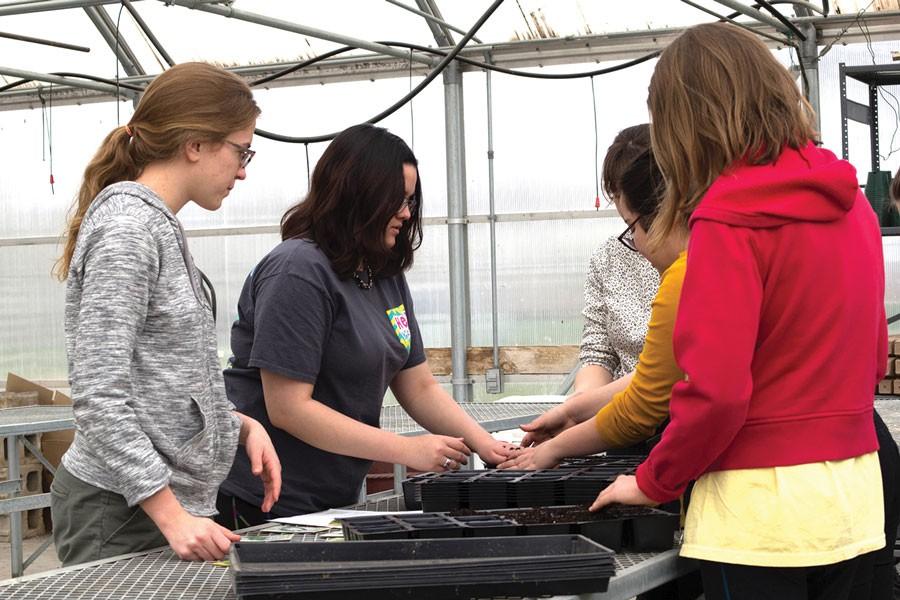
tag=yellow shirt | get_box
[594,252,686,447]
[681,452,884,567]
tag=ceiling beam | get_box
[709,0,798,34]
[3,11,900,111]
[412,0,455,46]
[0,65,138,97]
[82,5,145,76]
[164,0,436,66]
[0,0,131,17]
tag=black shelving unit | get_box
[839,62,900,172]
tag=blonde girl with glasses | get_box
[51,62,280,566]
[595,23,890,600]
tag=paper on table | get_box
[270,508,422,527]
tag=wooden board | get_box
[425,345,580,376]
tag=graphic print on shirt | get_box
[386,304,411,350]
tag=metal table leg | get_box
[7,435,22,578]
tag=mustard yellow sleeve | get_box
[595,253,686,447]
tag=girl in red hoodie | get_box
[593,22,888,600]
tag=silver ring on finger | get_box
[441,457,451,469]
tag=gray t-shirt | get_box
[221,238,425,516]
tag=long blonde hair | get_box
[647,23,818,248]
[55,62,260,279]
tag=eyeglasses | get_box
[397,196,418,214]
[617,216,641,252]
[225,140,256,169]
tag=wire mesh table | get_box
[8,398,896,597]
[0,400,694,599]
[0,493,692,600]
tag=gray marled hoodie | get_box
[62,181,241,516]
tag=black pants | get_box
[850,409,900,600]
[700,556,863,600]
[215,491,273,530]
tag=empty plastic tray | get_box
[230,535,615,599]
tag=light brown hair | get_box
[647,22,818,247]
[55,62,260,279]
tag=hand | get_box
[520,405,577,447]
[240,416,282,512]
[473,438,518,466]
[497,443,561,470]
[403,435,472,472]
[589,475,657,512]
[158,512,241,561]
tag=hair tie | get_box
[124,125,133,138]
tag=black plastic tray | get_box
[414,466,631,511]
[230,535,614,599]
[340,504,678,552]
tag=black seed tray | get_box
[559,454,647,468]
[340,513,519,541]
[400,472,440,510]
[454,504,679,552]
[415,467,634,512]
[342,504,677,552]
[230,535,615,599]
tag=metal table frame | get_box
[0,405,74,578]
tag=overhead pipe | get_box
[0,66,137,97]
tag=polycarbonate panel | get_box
[0,101,133,238]
[467,217,623,348]
[0,243,67,380]
[461,60,658,215]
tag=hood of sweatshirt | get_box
[81,181,209,311]
[689,142,860,229]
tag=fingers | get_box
[172,520,239,562]
[261,454,282,511]
[589,475,641,512]
[447,437,472,456]
[519,420,538,432]
[589,487,614,512]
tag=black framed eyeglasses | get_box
[397,196,418,214]
[225,140,256,169]
[618,216,641,252]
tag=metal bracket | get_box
[485,368,504,394]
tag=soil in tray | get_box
[502,506,612,524]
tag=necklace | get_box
[352,265,375,290]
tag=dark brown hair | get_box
[602,124,664,227]
[891,168,900,205]
[56,62,260,279]
[602,124,651,202]
[281,123,422,278]
[647,22,817,248]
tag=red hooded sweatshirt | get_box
[635,142,887,504]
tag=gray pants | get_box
[50,464,167,566]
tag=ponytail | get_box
[54,126,138,280]
[54,62,260,280]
